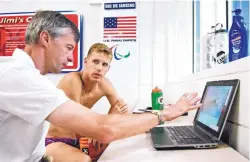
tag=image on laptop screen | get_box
[196,86,233,132]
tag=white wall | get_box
[136,0,167,108]
[0,0,112,113]
[0,0,165,112]
[0,0,103,82]
[162,1,249,159]
[0,0,248,159]
[164,59,250,159]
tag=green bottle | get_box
[151,86,164,110]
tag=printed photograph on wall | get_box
[102,1,139,110]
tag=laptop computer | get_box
[150,79,240,149]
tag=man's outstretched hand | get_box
[162,92,202,121]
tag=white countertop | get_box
[98,117,248,162]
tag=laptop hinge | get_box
[194,124,219,141]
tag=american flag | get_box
[103,16,137,39]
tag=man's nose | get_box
[67,52,74,62]
[96,64,102,71]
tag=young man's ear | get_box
[84,57,88,65]
[39,31,50,47]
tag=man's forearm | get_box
[101,113,159,141]
[48,100,160,144]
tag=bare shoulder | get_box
[57,72,82,88]
[57,72,82,101]
[99,77,116,96]
[99,77,113,89]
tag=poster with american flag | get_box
[103,16,137,39]
[100,3,139,135]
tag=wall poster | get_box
[0,11,83,72]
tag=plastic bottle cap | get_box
[152,86,162,92]
[232,9,242,15]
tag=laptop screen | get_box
[196,86,233,132]
[194,79,239,139]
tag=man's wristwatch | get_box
[151,110,165,125]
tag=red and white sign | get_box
[0,11,83,72]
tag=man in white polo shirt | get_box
[0,10,202,162]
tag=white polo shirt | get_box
[0,49,69,162]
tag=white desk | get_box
[98,117,248,162]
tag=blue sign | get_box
[104,2,136,10]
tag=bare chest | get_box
[80,90,104,108]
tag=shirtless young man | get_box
[46,43,129,161]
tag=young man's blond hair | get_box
[87,43,113,61]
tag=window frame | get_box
[168,0,249,84]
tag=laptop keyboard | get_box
[164,126,215,145]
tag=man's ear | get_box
[84,57,88,65]
[40,31,50,47]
